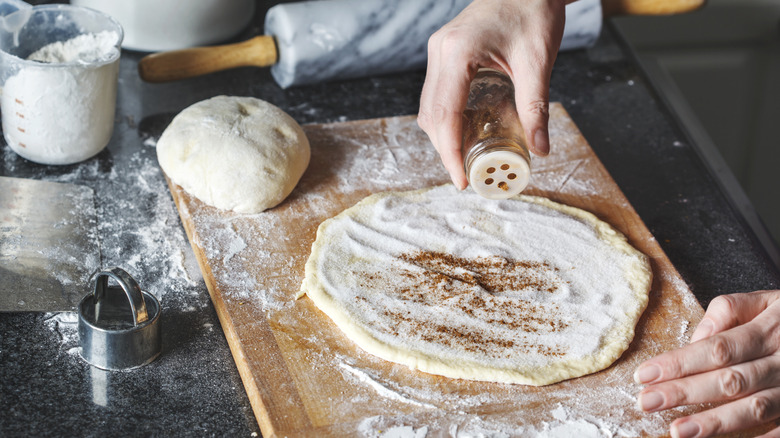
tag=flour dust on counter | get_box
[298,338,690,437]
[102,150,203,295]
[180,201,303,315]
[36,144,210,357]
[43,311,81,358]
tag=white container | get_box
[0,3,123,165]
[71,0,256,52]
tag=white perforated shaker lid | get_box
[468,149,530,200]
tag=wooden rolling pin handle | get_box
[138,35,278,83]
[602,0,707,16]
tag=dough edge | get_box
[301,185,652,386]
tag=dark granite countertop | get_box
[2,3,779,436]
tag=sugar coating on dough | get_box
[157,95,310,213]
[301,185,652,385]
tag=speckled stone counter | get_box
[1,3,779,436]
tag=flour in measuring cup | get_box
[27,31,119,64]
[1,31,120,165]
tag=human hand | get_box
[418,0,569,189]
[634,289,780,438]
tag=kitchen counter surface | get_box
[2,4,779,437]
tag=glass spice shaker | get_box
[462,68,531,199]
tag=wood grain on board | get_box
[164,104,764,437]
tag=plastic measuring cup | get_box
[0,1,123,165]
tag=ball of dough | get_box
[157,95,310,213]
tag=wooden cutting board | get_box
[165,104,753,437]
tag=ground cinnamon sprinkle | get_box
[357,250,570,358]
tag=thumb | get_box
[690,291,778,343]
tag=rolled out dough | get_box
[156,95,310,213]
[301,185,652,385]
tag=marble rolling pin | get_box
[138,0,602,88]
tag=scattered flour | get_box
[39,143,205,353]
[222,233,247,266]
[381,425,429,438]
[339,363,438,410]
[359,417,430,438]
[98,150,202,301]
[679,320,691,344]
[541,420,602,438]
[43,312,80,358]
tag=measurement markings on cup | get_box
[12,97,27,147]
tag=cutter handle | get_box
[93,267,148,325]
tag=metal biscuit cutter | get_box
[78,267,161,370]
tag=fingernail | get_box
[533,129,549,156]
[672,420,701,438]
[638,391,664,412]
[634,364,661,384]
[690,318,714,343]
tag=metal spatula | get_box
[0,176,101,312]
